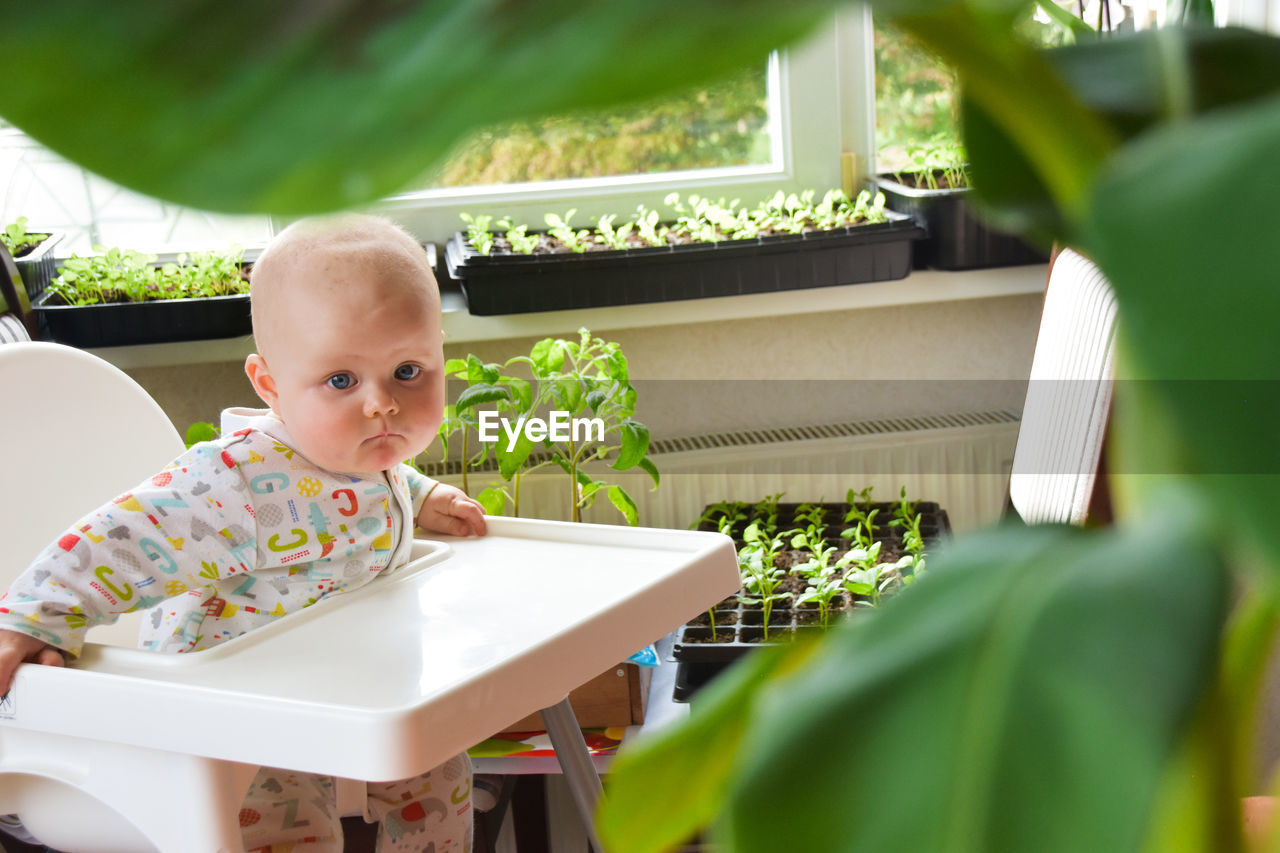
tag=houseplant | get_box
[1,216,61,305]
[444,188,925,314]
[435,327,661,729]
[33,244,250,347]
[599,9,1280,853]
[875,137,1048,269]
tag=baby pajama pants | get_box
[240,754,472,852]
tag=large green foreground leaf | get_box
[1082,91,1280,562]
[601,499,1227,852]
[960,26,1280,244]
[0,1,834,214]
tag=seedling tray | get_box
[33,291,251,347]
[676,498,952,667]
[445,214,925,315]
[875,176,1046,270]
[13,232,60,303]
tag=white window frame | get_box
[379,10,872,246]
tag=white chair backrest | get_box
[0,342,184,647]
[1009,249,1119,526]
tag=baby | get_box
[0,214,485,852]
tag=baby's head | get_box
[244,214,445,474]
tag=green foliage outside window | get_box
[423,68,771,188]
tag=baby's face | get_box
[256,261,444,474]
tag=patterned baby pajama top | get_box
[0,408,436,657]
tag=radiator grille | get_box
[422,410,1020,533]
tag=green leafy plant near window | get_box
[45,246,247,306]
[893,136,970,189]
[0,216,48,257]
[458,188,888,256]
[438,327,658,525]
[601,4,1280,853]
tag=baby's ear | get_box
[244,354,278,408]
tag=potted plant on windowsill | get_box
[32,244,251,348]
[875,138,1047,270]
[1,216,62,306]
[444,188,925,315]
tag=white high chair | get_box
[0,342,739,852]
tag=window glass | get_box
[421,66,775,189]
[873,1,1184,175]
[0,123,271,257]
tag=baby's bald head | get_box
[249,214,440,364]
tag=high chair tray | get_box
[4,517,737,782]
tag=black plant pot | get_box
[445,214,926,316]
[12,232,61,303]
[33,292,252,348]
[875,176,1047,270]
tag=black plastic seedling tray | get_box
[445,214,926,315]
[875,176,1047,270]
[34,292,252,348]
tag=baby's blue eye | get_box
[395,364,421,381]
[327,373,354,390]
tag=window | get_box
[1,13,866,254]
[385,12,862,245]
[0,123,272,258]
[872,1,1239,175]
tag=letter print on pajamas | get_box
[0,425,434,657]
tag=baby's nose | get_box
[363,383,399,416]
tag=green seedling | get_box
[460,212,496,255]
[889,485,919,530]
[595,214,634,250]
[902,514,926,557]
[504,222,541,255]
[1,216,48,257]
[632,206,667,247]
[737,541,788,642]
[692,500,749,534]
[895,136,970,190]
[787,522,827,555]
[545,210,592,253]
[751,492,785,537]
[48,245,246,306]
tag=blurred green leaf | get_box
[606,501,1228,852]
[183,421,218,447]
[1082,88,1280,563]
[0,1,837,214]
[962,27,1280,242]
[599,641,816,853]
[714,504,1227,851]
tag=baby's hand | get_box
[417,483,487,538]
[0,629,65,697]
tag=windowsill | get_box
[84,264,1047,370]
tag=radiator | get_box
[420,410,1020,534]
